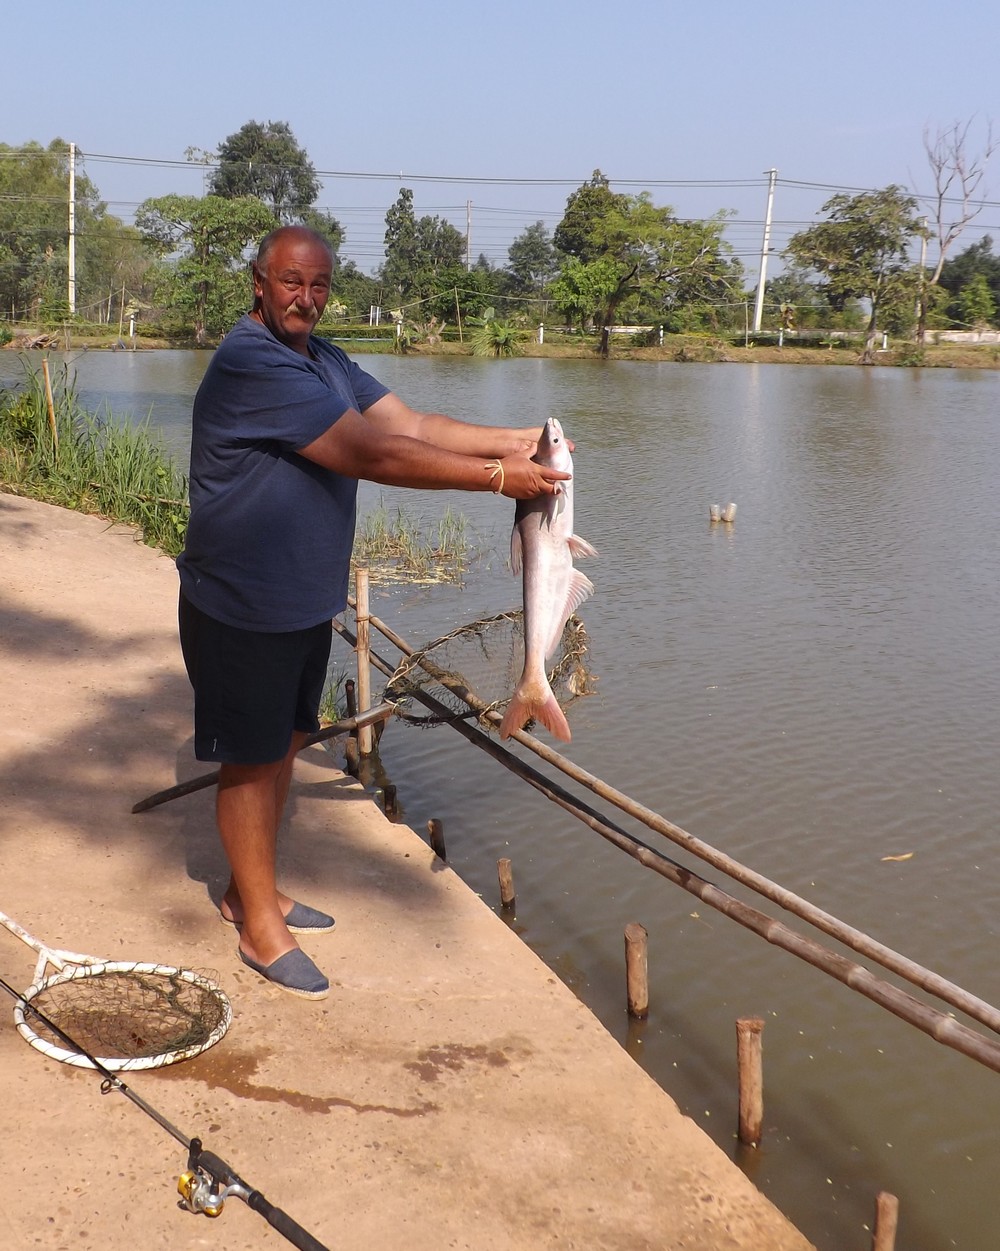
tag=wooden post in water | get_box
[624,923,649,1019]
[872,1191,899,1251]
[498,858,515,909]
[354,567,373,755]
[428,818,446,861]
[342,678,360,774]
[736,1017,765,1146]
[383,784,397,817]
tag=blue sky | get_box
[6,0,999,274]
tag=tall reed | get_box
[0,360,189,556]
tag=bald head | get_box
[250,227,334,355]
[255,225,335,277]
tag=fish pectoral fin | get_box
[568,534,598,560]
[510,526,523,575]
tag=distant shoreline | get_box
[4,331,999,370]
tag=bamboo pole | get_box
[354,568,373,755]
[130,703,396,813]
[427,818,446,861]
[41,358,58,453]
[332,618,1000,1076]
[498,858,515,908]
[872,1191,899,1251]
[736,1017,765,1145]
[624,923,649,1019]
[352,603,1000,1040]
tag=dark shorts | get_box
[178,590,332,765]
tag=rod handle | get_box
[195,1149,330,1251]
[246,1190,331,1251]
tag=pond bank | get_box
[0,491,816,1251]
[4,328,999,368]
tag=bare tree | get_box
[918,117,997,340]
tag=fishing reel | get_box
[177,1138,250,1218]
[177,1167,227,1217]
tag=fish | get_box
[499,418,597,742]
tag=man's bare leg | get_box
[216,730,307,966]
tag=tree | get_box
[208,120,326,227]
[0,139,144,323]
[331,259,380,321]
[553,170,629,263]
[784,186,926,361]
[918,117,997,340]
[552,171,742,353]
[77,220,155,327]
[764,268,834,331]
[550,257,621,330]
[507,221,558,298]
[938,235,1000,324]
[957,273,997,328]
[380,187,465,303]
[135,194,275,343]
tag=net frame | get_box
[1,910,232,1071]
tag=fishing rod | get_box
[0,973,331,1251]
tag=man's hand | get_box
[493,451,571,499]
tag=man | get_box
[178,225,568,1000]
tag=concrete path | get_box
[0,492,815,1251]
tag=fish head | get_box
[534,417,571,471]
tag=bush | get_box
[468,319,525,358]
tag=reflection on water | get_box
[5,348,1000,1250]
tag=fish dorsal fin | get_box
[544,569,596,658]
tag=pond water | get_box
[4,347,1000,1251]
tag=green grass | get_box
[0,359,189,556]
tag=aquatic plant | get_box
[355,500,473,584]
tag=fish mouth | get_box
[540,417,564,452]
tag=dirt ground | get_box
[0,492,816,1251]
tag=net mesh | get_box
[383,610,596,727]
[27,968,229,1061]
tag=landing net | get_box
[19,962,231,1070]
[382,609,596,728]
[2,910,232,1072]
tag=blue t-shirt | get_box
[177,315,389,631]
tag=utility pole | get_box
[68,142,77,316]
[752,168,777,335]
[465,200,473,271]
[917,216,929,343]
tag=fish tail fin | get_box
[499,679,571,742]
